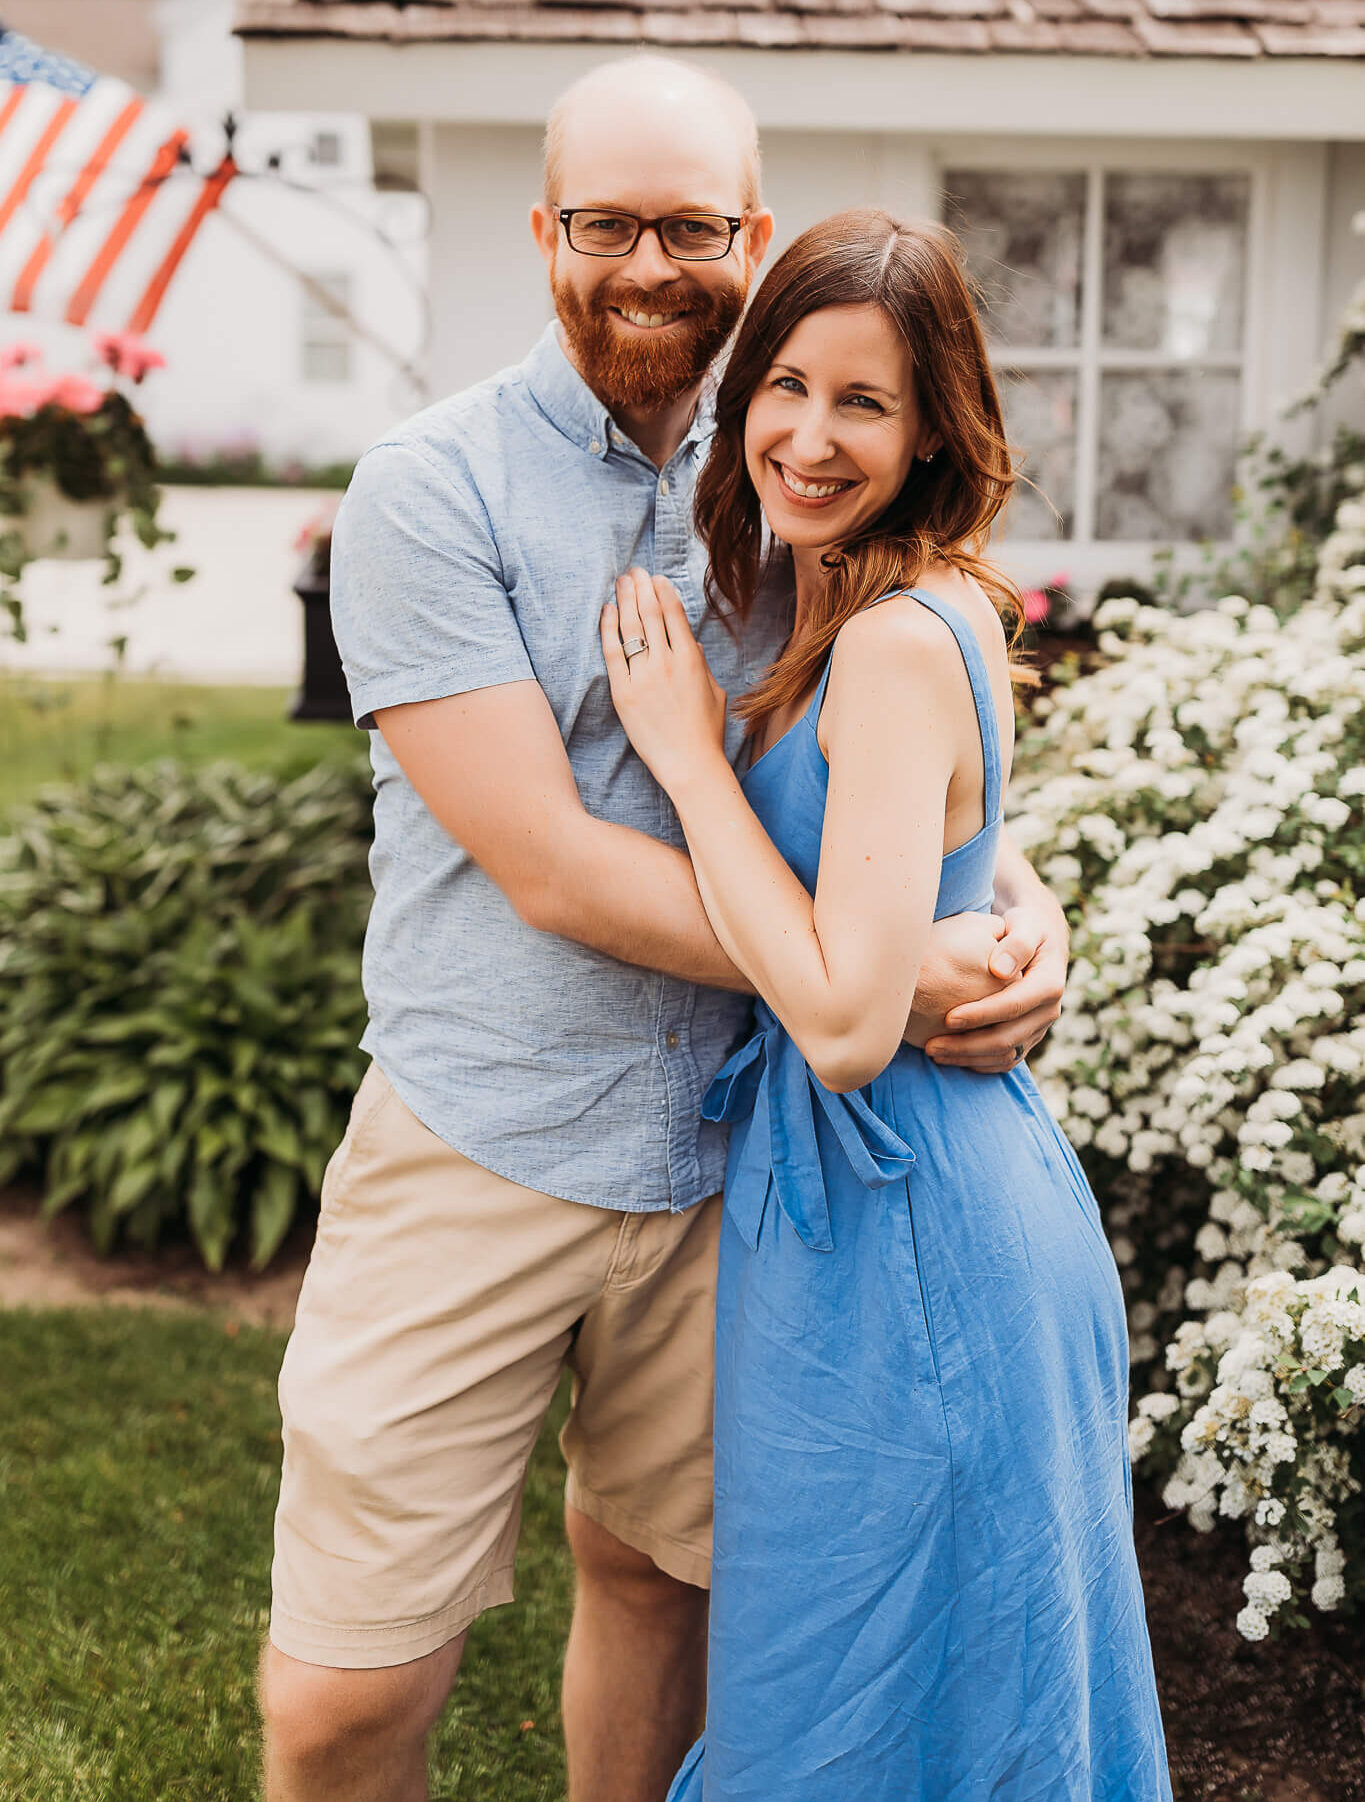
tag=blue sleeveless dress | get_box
[669,589,1171,1802]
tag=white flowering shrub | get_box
[1013,513,1365,1638]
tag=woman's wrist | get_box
[660,745,736,811]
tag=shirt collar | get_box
[523,320,716,464]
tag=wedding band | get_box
[622,636,648,659]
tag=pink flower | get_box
[0,374,54,418]
[0,342,42,372]
[294,502,338,554]
[48,372,105,415]
[1022,586,1051,625]
[92,329,166,384]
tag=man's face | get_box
[532,107,771,413]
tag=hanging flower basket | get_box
[0,333,176,639]
[11,473,111,562]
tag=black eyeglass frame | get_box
[554,207,748,261]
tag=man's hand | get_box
[920,897,1068,1074]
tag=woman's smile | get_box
[771,460,860,506]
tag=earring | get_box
[921,451,936,465]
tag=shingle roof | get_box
[234,0,1365,55]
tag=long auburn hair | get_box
[696,208,1029,733]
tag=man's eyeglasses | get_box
[555,208,747,262]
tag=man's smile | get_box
[610,305,692,331]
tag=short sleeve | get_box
[329,440,535,730]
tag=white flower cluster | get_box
[1164,1269,1363,1641]
[1013,550,1365,1638]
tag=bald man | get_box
[259,55,1069,1802]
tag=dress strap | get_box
[895,586,1004,823]
[806,648,837,724]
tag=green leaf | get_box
[187,1164,233,1272]
[9,1086,90,1135]
[250,1163,298,1271]
[106,1158,159,1216]
[74,1070,158,1117]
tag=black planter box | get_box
[291,539,352,723]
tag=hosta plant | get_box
[0,758,372,1268]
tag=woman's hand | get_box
[602,567,730,794]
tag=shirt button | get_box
[665,1030,680,1050]
[589,439,602,454]
[659,477,670,496]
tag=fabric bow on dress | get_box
[702,1002,917,1252]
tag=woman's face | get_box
[743,302,938,550]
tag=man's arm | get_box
[380,690,1067,1055]
[375,681,753,992]
[913,827,1069,1072]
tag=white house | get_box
[235,0,1365,594]
[1,0,428,467]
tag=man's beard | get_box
[553,264,746,412]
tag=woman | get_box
[600,209,1171,1800]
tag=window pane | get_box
[1103,174,1249,358]
[303,272,350,327]
[996,369,1076,540]
[303,341,351,383]
[943,171,1086,350]
[1096,369,1240,541]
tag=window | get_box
[943,167,1251,544]
[310,129,343,169]
[301,273,352,384]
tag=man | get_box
[260,54,1068,1802]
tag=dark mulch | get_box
[1022,627,1105,695]
[1135,1482,1365,1801]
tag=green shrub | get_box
[0,758,373,1268]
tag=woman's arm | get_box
[604,575,966,1093]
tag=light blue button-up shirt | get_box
[330,322,791,1211]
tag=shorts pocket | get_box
[316,1063,398,1226]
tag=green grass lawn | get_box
[0,1308,574,1802]
[0,674,358,815]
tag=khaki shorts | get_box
[269,1062,721,1669]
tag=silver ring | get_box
[622,636,648,660]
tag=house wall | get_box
[424,123,547,400]
[1321,142,1365,439]
[416,121,1350,595]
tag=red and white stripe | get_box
[0,70,233,332]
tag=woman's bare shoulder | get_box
[837,567,1003,665]
[828,588,970,708]
[912,562,1010,649]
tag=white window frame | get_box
[929,137,1327,593]
[301,272,354,385]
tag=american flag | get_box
[0,25,235,332]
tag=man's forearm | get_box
[527,812,753,992]
[993,826,1060,925]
